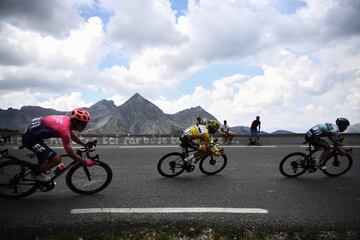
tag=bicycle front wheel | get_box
[279,152,307,178]
[0,159,38,199]
[322,153,352,177]
[66,162,113,194]
[157,152,185,177]
[199,153,227,175]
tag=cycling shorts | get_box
[250,128,259,137]
[305,135,331,151]
[179,135,199,150]
[22,131,57,162]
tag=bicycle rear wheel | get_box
[157,152,185,177]
[279,152,307,178]
[199,153,227,175]
[0,159,38,199]
[66,162,113,194]
[321,153,352,177]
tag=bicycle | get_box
[248,136,261,146]
[0,140,113,199]
[279,139,353,178]
[0,136,10,146]
[157,140,228,177]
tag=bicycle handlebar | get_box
[76,140,99,161]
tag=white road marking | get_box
[234,145,277,148]
[71,207,269,214]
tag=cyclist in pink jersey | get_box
[22,108,94,182]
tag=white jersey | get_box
[221,124,230,132]
[306,123,340,138]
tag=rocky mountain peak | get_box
[124,93,148,105]
[89,99,116,111]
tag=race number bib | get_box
[184,128,192,136]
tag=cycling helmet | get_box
[336,117,350,126]
[70,108,91,122]
[207,119,221,130]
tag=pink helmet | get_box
[70,108,91,122]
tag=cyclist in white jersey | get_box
[305,118,350,167]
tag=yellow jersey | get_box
[182,124,211,146]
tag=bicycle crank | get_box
[38,181,56,192]
[185,164,195,172]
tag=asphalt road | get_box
[0,145,359,235]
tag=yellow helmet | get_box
[207,119,220,131]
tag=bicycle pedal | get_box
[307,168,317,173]
[38,181,56,192]
[185,165,195,172]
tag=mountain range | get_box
[0,93,358,134]
[0,93,217,134]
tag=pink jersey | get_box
[28,115,72,152]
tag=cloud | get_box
[0,90,39,109]
[154,46,359,132]
[107,95,126,106]
[0,0,359,132]
[0,17,105,92]
[103,0,186,51]
[99,0,360,96]
[0,0,85,37]
[0,90,93,111]
[40,92,93,110]
[155,63,293,116]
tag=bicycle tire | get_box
[66,161,113,194]
[0,159,38,199]
[321,153,352,177]
[279,152,307,178]
[157,152,185,177]
[199,153,227,175]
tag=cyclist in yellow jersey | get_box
[179,119,221,165]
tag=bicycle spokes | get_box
[82,166,92,181]
[321,154,352,177]
[199,154,227,175]
[67,163,112,194]
[332,160,340,167]
[0,161,38,198]
[279,153,308,178]
[157,152,186,177]
[169,161,177,173]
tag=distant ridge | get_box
[271,130,295,134]
[0,93,217,134]
[169,106,216,129]
[1,94,359,134]
[346,123,360,133]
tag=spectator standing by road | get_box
[250,116,261,144]
[221,120,233,145]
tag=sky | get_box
[0,0,359,133]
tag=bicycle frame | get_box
[180,141,223,165]
[304,139,352,167]
[50,141,99,181]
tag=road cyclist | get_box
[0,139,113,199]
[305,118,351,169]
[279,117,353,178]
[157,119,228,177]
[0,108,114,199]
[21,108,94,182]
